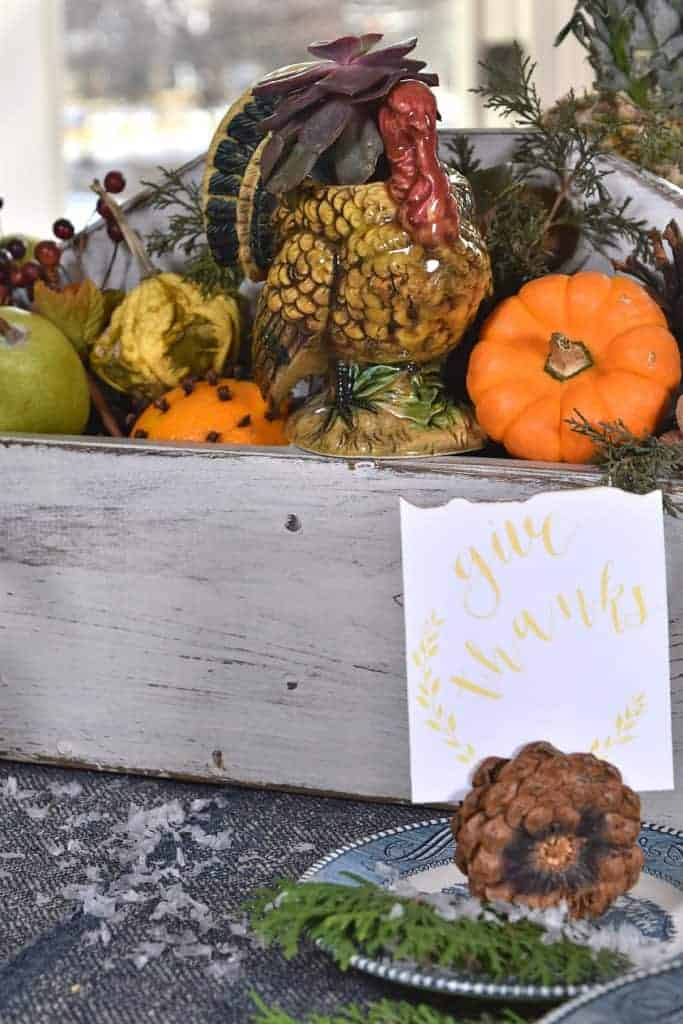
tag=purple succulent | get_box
[253,35,439,194]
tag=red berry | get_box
[96,197,115,220]
[107,222,124,244]
[53,217,75,241]
[104,170,126,194]
[21,261,41,285]
[0,283,9,305]
[9,265,24,288]
[6,237,26,261]
[34,240,61,267]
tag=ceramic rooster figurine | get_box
[202,36,492,456]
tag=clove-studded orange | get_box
[129,377,288,446]
[466,272,681,462]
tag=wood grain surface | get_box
[1,438,681,823]
[1,132,681,818]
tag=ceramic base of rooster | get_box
[287,359,485,457]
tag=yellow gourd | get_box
[90,273,240,399]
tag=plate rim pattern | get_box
[538,952,683,1021]
[299,817,683,1002]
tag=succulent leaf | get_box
[297,97,353,149]
[330,111,384,184]
[260,85,327,132]
[254,33,439,193]
[260,133,287,183]
[307,34,383,63]
[266,100,352,194]
[357,37,419,65]
[317,65,389,96]
[253,63,331,98]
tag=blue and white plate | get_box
[539,955,683,1022]
[301,818,683,1003]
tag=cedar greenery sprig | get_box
[475,47,649,252]
[142,166,242,296]
[567,412,683,515]
[447,45,649,298]
[250,994,529,1024]
[246,876,628,986]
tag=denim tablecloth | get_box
[0,761,547,1024]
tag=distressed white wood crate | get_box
[1,133,681,822]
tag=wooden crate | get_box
[1,133,681,822]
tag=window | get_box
[0,0,591,236]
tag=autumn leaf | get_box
[33,279,110,357]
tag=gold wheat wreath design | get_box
[412,613,647,762]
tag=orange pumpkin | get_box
[131,377,288,446]
[467,272,681,462]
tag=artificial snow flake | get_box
[24,805,50,821]
[2,777,18,798]
[49,782,84,799]
[51,789,249,978]
[205,955,243,983]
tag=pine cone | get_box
[613,220,683,347]
[451,742,643,919]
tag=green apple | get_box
[0,307,90,434]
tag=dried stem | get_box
[101,242,120,291]
[0,317,25,345]
[86,370,123,437]
[540,174,575,241]
[90,180,157,279]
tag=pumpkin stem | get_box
[0,317,27,346]
[544,332,593,381]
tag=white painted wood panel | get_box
[0,439,681,824]
[0,130,680,820]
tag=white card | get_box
[400,488,673,803]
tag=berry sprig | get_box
[0,215,79,305]
[90,172,155,278]
[93,169,127,245]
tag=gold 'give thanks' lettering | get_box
[453,514,568,618]
[451,562,649,700]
